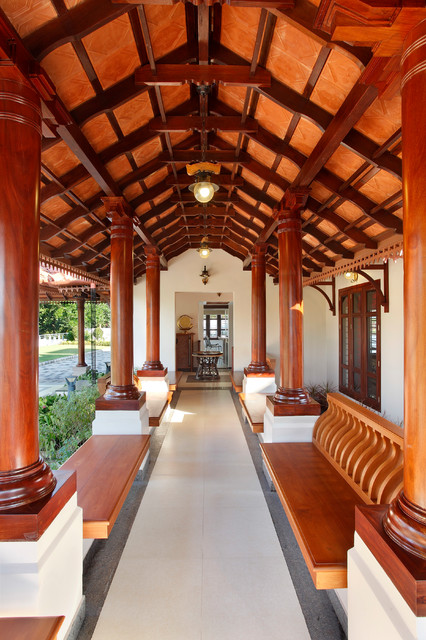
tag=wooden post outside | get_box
[383,19,426,559]
[140,245,166,374]
[244,243,273,375]
[0,76,56,510]
[96,198,142,410]
[76,297,87,367]
[270,189,320,416]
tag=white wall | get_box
[303,259,404,424]
[175,291,233,350]
[134,249,280,372]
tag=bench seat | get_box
[260,392,403,590]
[231,371,244,393]
[239,392,266,433]
[0,616,64,640]
[168,371,182,391]
[146,392,170,427]
[261,442,365,589]
[61,434,150,538]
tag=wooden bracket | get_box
[308,277,336,315]
[355,262,389,312]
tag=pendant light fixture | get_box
[198,236,211,259]
[187,161,220,204]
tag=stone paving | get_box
[39,348,111,397]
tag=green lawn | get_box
[39,344,80,363]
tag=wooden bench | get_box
[260,392,403,589]
[61,434,150,538]
[239,393,266,433]
[168,371,182,391]
[146,392,170,427]
[0,616,64,640]
[231,370,244,393]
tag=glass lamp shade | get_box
[198,244,211,259]
[193,181,215,203]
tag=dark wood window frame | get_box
[339,281,381,411]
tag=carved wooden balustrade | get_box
[313,393,404,506]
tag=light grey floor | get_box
[77,389,345,640]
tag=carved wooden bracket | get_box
[355,262,389,312]
[308,277,336,315]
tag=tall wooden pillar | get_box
[96,198,142,409]
[245,243,273,374]
[0,76,56,510]
[270,190,320,416]
[383,19,426,558]
[76,297,87,367]
[141,245,166,374]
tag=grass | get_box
[39,344,110,363]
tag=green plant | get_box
[39,386,99,469]
[305,382,336,413]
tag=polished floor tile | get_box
[92,390,310,640]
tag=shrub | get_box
[39,386,99,469]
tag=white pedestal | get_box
[243,374,276,394]
[139,375,169,393]
[72,365,90,376]
[92,403,149,435]
[261,405,318,443]
[0,494,83,640]
[348,534,426,639]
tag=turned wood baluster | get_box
[0,76,55,509]
[99,198,140,403]
[245,243,272,374]
[273,190,312,405]
[383,19,426,558]
[76,297,87,368]
[142,245,164,371]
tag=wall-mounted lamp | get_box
[187,162,220,204]
[344,271,358,283]
[200,265,210,285]
[198,236,211,259]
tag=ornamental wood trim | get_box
[39,254,109,288]
[313,392,403,505]
[302,241,403,286]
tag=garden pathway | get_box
[38,348,111,397]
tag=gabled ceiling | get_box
[1,0,415,284]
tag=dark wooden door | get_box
[176,333,193,371]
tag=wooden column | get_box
[383,19,426,559]
[270,190,320,416]
[141,245,166,375]
[245,243,273,374]
[0,75,56,510]
[76,297,87,367]
[96,198,142,410]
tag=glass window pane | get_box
[353,292,361,314]
[367,376,377,400]
[341,295,348,314]
[353,371,361,393]
[367,290,377,312]
[367,316,377,373]
[341,368,348,387]
[353,317,361,368]
[342,318,349,365]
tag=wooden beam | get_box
[171,193,240,203]
[149,115,258,133]
[158,150,249,163]
[135,64,271,87]
[166,175,244,186]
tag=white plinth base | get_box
[261,405,317,443]
[0,494,83,640]
[92,404,149,435]
[348,534,426,640]
[139,375,169,392]
[243,374,276,394]
[73,365,90,376]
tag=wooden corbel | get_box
[355,262,389,312]
[308,277,336,315]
